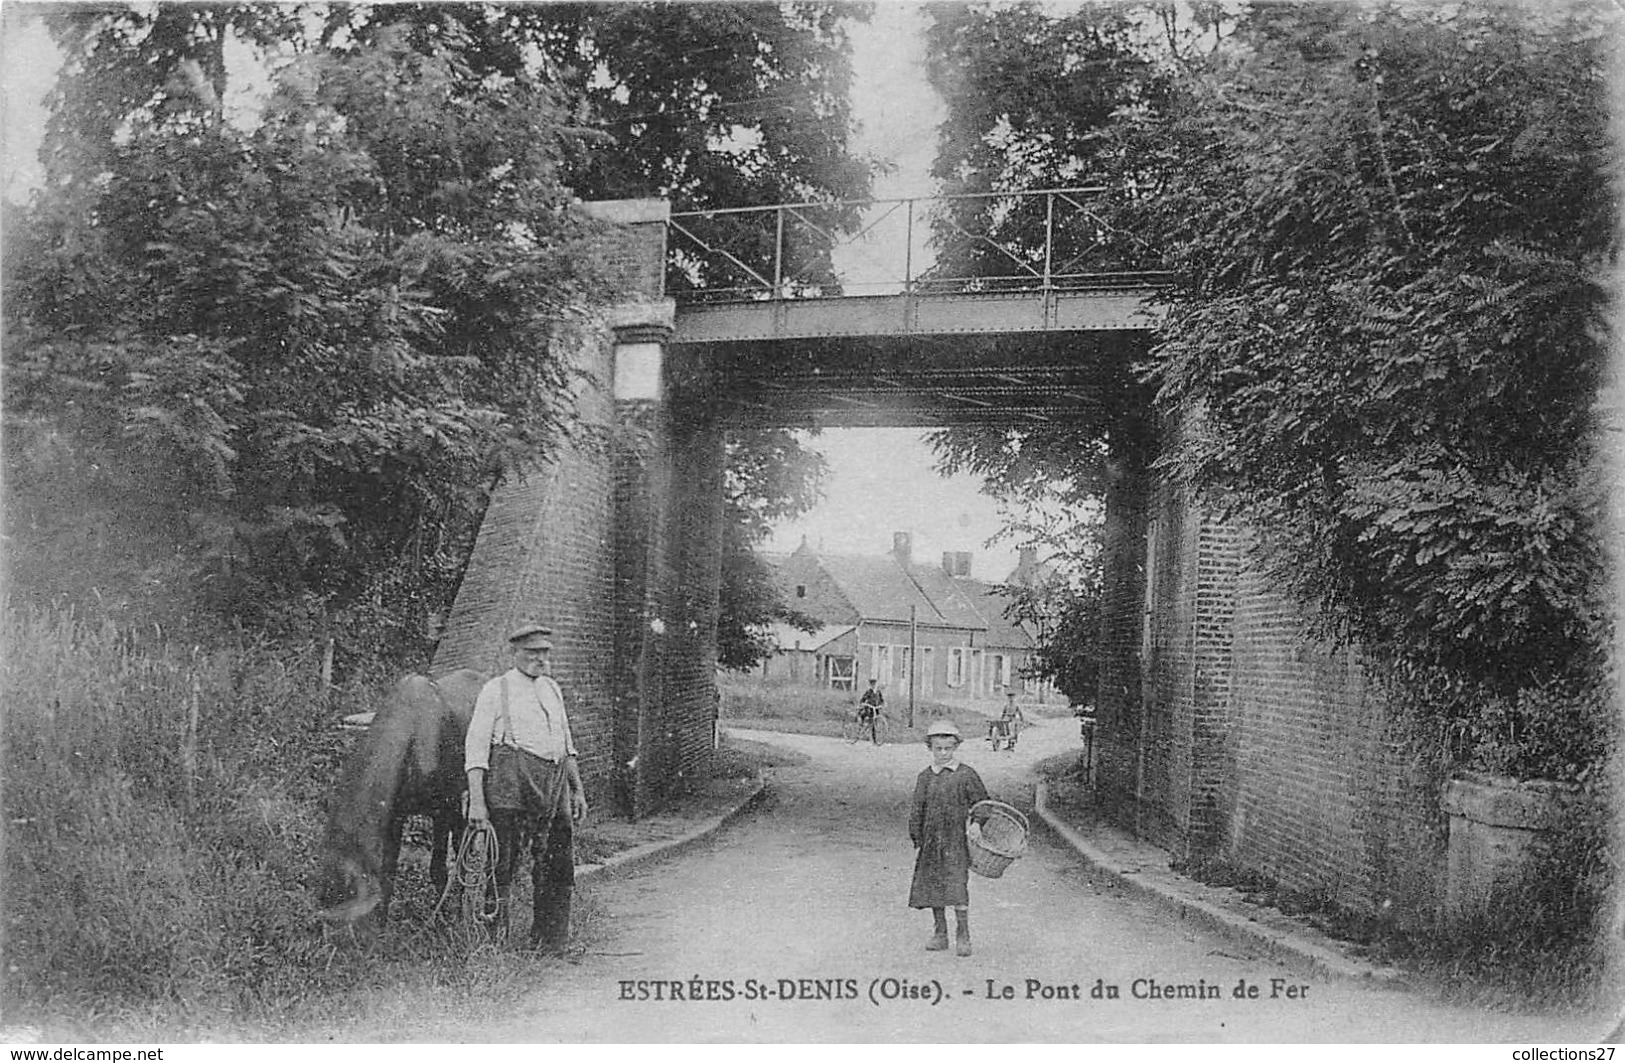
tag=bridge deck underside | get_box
[675,331,1152,428]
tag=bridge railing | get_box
[666,187,1170,303]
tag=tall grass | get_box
[2,607,789,1038]
[1,605,367,1032]
[716,672,1001,744]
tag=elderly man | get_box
[465,621,588,952]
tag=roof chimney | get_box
[892,531,913,566]
[942,551,972,577]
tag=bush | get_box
[0,605,356,1027]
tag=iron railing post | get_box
[773,207,785,296]
[1043,192,1055,289]
[904,198,914,292]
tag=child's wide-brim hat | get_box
[926,719,962,739]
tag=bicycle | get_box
[842,706,892,745]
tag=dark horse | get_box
[315,669,487,935]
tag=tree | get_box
[715,430,827,672]
[920,2,1618,780]
[5,14,612,667]
[342,5,869,669]
[9,3,873,672]
[919,1,1194,701]
[1143,3,1617,776]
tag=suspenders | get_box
[496,672,568,755]
[496,673,517,748]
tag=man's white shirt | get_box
[465,668,578,772]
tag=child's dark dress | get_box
[908,762,989,908]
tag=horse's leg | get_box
[429,804,459,898]
[381,814,406,922]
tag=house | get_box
[755,532,1049,704]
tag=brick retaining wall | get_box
[432,323,620,797]
[1096,421,1442,920]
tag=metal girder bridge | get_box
[664,188,1168,427]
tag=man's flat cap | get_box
[507,620,553,648]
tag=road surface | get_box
[348,719,1608,1042]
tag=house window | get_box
[993,654,1008,691]
[948,647,965,687]
[827,655,855,691]
[972,649,984,693]
[920,647,935,696]
[796,584,806,598]
[874,644,892,683]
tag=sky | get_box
[762,6,1024,580]
[0,6,1022,579]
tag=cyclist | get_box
[991,688,1025,751]
[858,678,886,745]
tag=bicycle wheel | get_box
[871,715,892,745]
[841,717,864,743]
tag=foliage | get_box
[919,1,1189,705]
[521,2,873,209]
[1143,3,1618,775]
[11,4,873,678]
[345,3,872,208]
[922,1,1617,780]
[1003,569,1104,707]
[6,13,613,670]
[923,0,1175,272]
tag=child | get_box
[908,719,989,956]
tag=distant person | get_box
[464,621,589,953]
[858,677,885,745]
[999,690,1025,746]
[908,719,988,956]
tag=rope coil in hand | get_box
[425,818,502,933]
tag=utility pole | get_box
[908,604,918,729]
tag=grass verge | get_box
[718,673,1006,745]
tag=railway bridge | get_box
[431,190,1164,816]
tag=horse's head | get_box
[315,848,386,937]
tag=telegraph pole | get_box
[908,604,918,728]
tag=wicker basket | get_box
[966,799,1029,878]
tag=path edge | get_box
[1032,779,1406,987]
[576,777,769,884]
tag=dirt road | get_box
[349,720,1606,1042]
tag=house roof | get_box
[954,578,1036,649]
[814,552,954,626]
[765,541,1039,647]
[908,564,992,629]
[764,622,856,653]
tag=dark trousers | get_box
[492,807,574,948]
[485,746,575,948]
